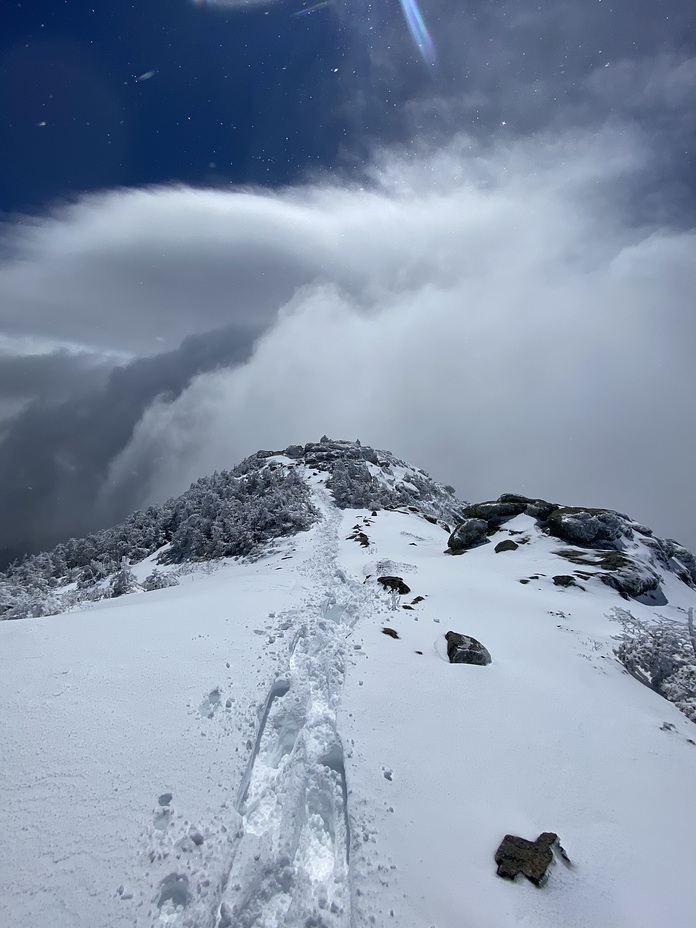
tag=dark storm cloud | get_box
[0,323,261,568]
[0,349,111,403]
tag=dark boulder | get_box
[494,832,559,886]
[381,627,399,639]
[553,575,578,588]
[546,507,626,545]
[445,631,492,665]
[495,539,519,553]
[447,518,489,554]
[463,500,526,523]
[462,494,558,526]
[377,576,411,595]
[499,493,558,521]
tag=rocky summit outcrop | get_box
[279,437,466,525]
[445,631,492,665]
[494,832,562,886]
[446,492,696,605]
[546,507,625,545]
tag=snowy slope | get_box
[2,454,696,928]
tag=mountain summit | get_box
[1,439,696,928]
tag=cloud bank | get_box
[1,113,696,563]
[96,127,695,550]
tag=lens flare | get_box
[291,1,334,17]
[397,0,436,67]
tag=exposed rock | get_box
[382,627,399,639]
[462,493,558,526]
[553,575,578,588]
[378,576,411,595]
[665,541,696,587]
[555,548,628,571]
[494,832,559,886]
[447,518,489,554]
[546,507,627,545]
[555,548,666,602]
[463,500,526,523]
[445,631,492,665]
[500,493,558,521]
[600,567,666,603]
[495,539,519,553]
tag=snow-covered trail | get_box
[177,486,372,928]
[0,485,376,928]
[5,478,696,928]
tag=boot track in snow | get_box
[148,487,363,928]
[213,490,361,928]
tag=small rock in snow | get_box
[494,832,562,886]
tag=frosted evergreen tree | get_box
[110,558,140,598]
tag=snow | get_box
[2,484,696,927]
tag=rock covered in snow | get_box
[546,507,626,545]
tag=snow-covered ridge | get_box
[0,438,465,620]
[2,451,696,928]
[236,437,465,524]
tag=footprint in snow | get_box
[198,687,222,719]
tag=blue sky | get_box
[3,0,692,214]
[0,0,695,564]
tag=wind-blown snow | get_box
[1,469,695,927]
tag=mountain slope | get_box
[1,441,695,928]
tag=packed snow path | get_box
[195,487,367,928]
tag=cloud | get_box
[0,186,332,355]
[1,118,696,565]
[97,126,696,551]
[0,324,262,566]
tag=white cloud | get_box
[95,127,696,548]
